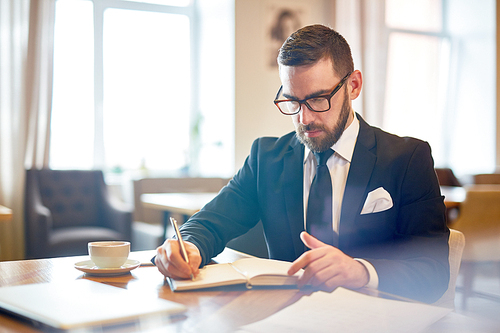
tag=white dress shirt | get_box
[302,112,379,289]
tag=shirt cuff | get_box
[354,258,379,289]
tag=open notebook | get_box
[168,257,302,291]
[0,279,186,330]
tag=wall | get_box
[233,0,499,174]
[234,0,333,170]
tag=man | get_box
[155,24,450,303]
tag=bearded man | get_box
[155,24,450,304]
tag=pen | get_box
[170,217,195,281]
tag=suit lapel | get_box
[283,137,306,259]
[339,114,377,249]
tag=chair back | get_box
[451,185,500,261]
[473,173,500,184]
[31,169,106,228]
[433,229,465,308]
[435,168,461,187]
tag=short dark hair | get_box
[278,24,354,78]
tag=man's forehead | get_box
[279,58,337,79]
[278,60,339,96]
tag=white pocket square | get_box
[361,187,393,214]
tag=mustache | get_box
[297,123,326,133]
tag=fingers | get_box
[290,248,334,288]
[155,239,201,279]
[287,244,326,275]
[300,231,326,250]
[288,231,369,291]
[287,232,329,276]
[297,254,341,290]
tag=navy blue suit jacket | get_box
[181,114,450,303]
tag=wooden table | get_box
[0,249,308,332]
[141,192,218,238]
[141,192,218,217]
[0,206,12,222]
[0,249,493,332]
[440,186,466,209]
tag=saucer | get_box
[74,259,141,276]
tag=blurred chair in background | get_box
[435,168,462,223]
[25,169,132,259]
[433,229,465,308]
[435,168,462,187]
[451,185,500,309]
[473,173,500,185]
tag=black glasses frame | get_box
[274,71,353,115]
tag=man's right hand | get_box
[155,239,202,279]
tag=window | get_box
[382,0,495,177]
[50,0,235,177]
[51,0,94,170]
[102,8,191,172]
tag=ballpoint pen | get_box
[170,217,195,281]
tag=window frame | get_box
[383,0,453,167]
[85,0,199,169]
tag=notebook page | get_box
[231,258,299,278]
[169,263,247,290]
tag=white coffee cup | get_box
[88,241,130,268]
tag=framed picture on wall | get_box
[265,0,309,68]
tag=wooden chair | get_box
[24,169,132,259]
[433,229,465,308]
[451,185,500,309]
[473,173,500,185]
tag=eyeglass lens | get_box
[277,97,330,114]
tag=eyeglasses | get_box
[274,71,352,115]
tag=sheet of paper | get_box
[237,287,452,333]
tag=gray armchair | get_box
[24,169,132,259]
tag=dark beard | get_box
[295,87,351,153]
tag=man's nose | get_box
[299,104,316,125]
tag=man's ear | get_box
[348,70,362,100]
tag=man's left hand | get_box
[287,231,369,291]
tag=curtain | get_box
[24,0,55,169]
[0,0,55,260]
[334,0,388,128]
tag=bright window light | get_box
[102,9,191,172]
[383,32,448,165]
[50,0,94,170]
[385,0,442,32]
[121,0,190,6]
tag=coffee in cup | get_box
[88,241,130,268]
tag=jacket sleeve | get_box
[180,139,262,267]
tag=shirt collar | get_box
[303,111,360,163]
